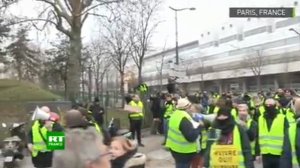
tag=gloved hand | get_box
[193,113,204,122]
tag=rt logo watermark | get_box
[47,132,65,150]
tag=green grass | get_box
[0,79,61,101]
[0,79,62,143]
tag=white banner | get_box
[124,105,142,113]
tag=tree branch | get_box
[78,0,119,17]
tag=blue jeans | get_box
[175,161,191,168]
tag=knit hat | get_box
[176,98,191,110]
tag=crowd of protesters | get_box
[27,98,146,168]
[25,87,300,168]
[148,88,300,168]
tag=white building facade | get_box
[134,4,300,93]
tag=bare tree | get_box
[102,11,132,107]
[15,0,121,102]
[155,40,167,92]
[243,48,264,91]
[128,0,162,83]
[0,0,18,10]
[89,41,111,99]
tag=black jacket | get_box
[247,120,258,142]
[89,103,105,125]
[204,124,254,168]
[149,96,161,118]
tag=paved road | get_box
[0,135,264,168]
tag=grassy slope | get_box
[0,79,63,142]
[0,79,61,101]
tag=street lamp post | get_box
[169,6,196,65]
[288,28,300,88]
[289,28,300,35]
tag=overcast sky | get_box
[6,0,298,51]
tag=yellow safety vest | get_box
[139,84,148,92]
[289,122,299,167]
[274,94,280,100]
[89,120,101,133]
[201,129,208,150]
[129,101,144,119]
[209,125,246,167]
[280,108,296,125]
[213,94,220,100]
[165,110,199,153]
[32,120,51,157]
[250,99,255,109]
[258,114,285,155]
[258,106,265,116]
[94,123,101,133]
[164,103,175,118]
[247,119,256,156]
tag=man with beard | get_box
[204,107,254,168]
[256,98,292,168]
[289,98,300,167]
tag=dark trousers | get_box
[171,151,196,168]
[129,119,142,143]
[262,154,280,168]
[32,151,53,168]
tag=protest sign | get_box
[211,145,239,168]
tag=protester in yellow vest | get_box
[204,107,254,168]
[162,94,176,145]
[237,104,258,162]
[165,98,202,168]
[256,98,292,168]
[206,98,218,114]
[277,96,296,125]
[27,106,63,168]
[128,94,145,147]
[290,98,300,167]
